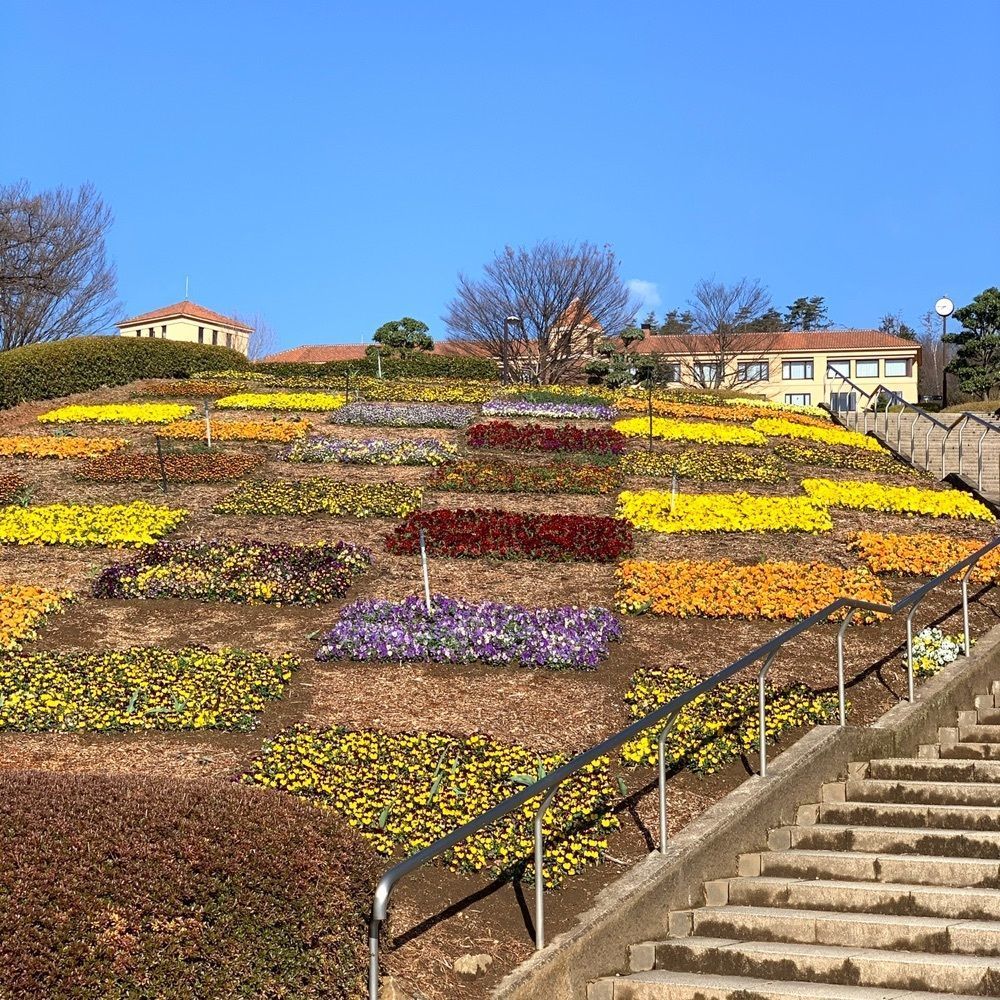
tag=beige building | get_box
[117,301,252,355]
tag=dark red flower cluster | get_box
[466,421,626,455]
[385,508,634,562]
[0,475,26,506]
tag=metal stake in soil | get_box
[154,436,168,493]
[204,399,213,449]
[419,529,432,615]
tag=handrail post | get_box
[905,601,925,703]
[368,914,381,1000]
[533,786,560,949]
[657,711,678,854]
[924,422,934,472]
[836,607,858,726]
[757,650,779,777]
[978,426,988,493]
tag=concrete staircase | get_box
[590,681,1000,999]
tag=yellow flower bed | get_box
[158,418,309,442]
[616,489,832,533]
[619,448,787,484]
[244,728,619,887]
[0,436,127,459]
[616,395,831,428]
[613,416,766,446]
[0,586,71,651]
[215,480,423,518]
[802,479,995,521]
[38,403,194,425]
[0,502,187,546]
[0,646,295,732]
[616,559,890,621]
[215,392,347,411]
[727,397,828,418]
[752,417,885,452]
[622,666,837,773]
[357,377,498,404]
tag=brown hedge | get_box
[0,771,380,999]
[77,450,266,483]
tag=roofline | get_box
[116,309,253,333]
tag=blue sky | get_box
[4,1,998,352]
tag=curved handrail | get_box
[366,533,1000,998]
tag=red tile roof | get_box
[118,301,252,332]
[633,329,919,355]
[261,339,486,363]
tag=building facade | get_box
[117,301,252,356]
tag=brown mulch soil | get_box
[1,383,998,1000]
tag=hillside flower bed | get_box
[386,508,634,562]
[316,595,622,669]
[0,435,127,460]
[622,666,837,773]
[614,416,766,447]
[617,490,832,534]
[0,646,296,732]
[616,559,890,621]
[94,539,372,605]
[215,479,422,518]
[77,450,264,483]
[0,502,186,546]
[752,417,885,452]
[215,391,347,412]
[244,728,619,886]
[428,459,622,494]
[724,396,829,418]
[773,440,909,474]
[908,627,968,678]
[136,379,248,398]
[0,475,26,506]
[0,586,70,651]
[467,420,626,455]
[619,448,787,484]
[481,399,617,421]
[159,417,310,442]
[332,401,476,428]
[284,436,457,466]
[508,388,614,406]
[358,377,498,404]
[848,531,1000,582]
[802,478,995,521]
[616,396,830,429]
[38,403,194,425]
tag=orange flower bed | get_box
[615,396,830,428]
[849,531,1000,583]
[616,558,891,621]
[158,418,309,443]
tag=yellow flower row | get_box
[158,418,310,442]
[0,586,71,651]
[215,392,347,411]
[613,416,767,446]
[752,417,885,452]
[215,479,423,518]
[357,377,499,404]
[0,435,127,459]
[0,502,187,546]
[38,403,194,425]
[802,478,995,521]
[616,489,833,533]
[619,447,787,484]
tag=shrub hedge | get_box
[0,771,377,999]
[254,352,499,381]
[0,337,249,410]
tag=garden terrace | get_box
[467,420,626,454]
[78,450,265,483]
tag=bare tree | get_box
[443,240,635,384]
[0,181,119,351]
[674,277,779,389]
[232,310,276,361]
[917,308,946,401]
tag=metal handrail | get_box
[366,533,1000,998]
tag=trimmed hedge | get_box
[254,351,499,381]
[0,337,249,410]
[0,771,378,999]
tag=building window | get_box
[212,330,218,346]
[198,327,204,344]
[148,328,155,338]
[828,359,851,378]
[135,330,141,337]
[161,325,167,338]
[782,359,814,380]
[693,362,719,385]
[737,360,769,383]
[785,393,812,406]
[661,362,682,383]
[830,391,857,413]
[884,358,910,377]
[226,331,232,349]
[855,359,879,378]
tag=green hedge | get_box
[0,336,249,410]
[254,351,498,381]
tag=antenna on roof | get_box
[184,276,189,300]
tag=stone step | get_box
[588,969,990,1000]
[721,877,1000,921]
[745,848,1000,888]
[959,726,1000,744]
[939,742,1000,761]
[774,823,1000,859]
[817,800,1000,831]
[631,936,1000,994]
[866,759,1000,784]
[845,778,1000,807]
[678,902,1000,955]
[976,710,1000,726]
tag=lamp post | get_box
[503,315,522,385]
[935,296,954,407]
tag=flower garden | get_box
[2,369,997,997]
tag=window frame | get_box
[661,361,682,383]
[782,358,814,380]
[827,359,851,378]
[693,361,720,385]
[884,358,910,377]
[855,359,880,379]
[737,360,769,383]
[785,393,812,406]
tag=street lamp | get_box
[503,315,522,384]
[935,296,954,406]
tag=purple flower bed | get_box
[331,402,476,428]
[315,594,622,669]
[283,436,457,466]
[482,399,616,421]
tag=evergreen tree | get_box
[944,287,1000,399]
[372,317,433,354]
[784,296,830,330]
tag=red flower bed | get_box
[385,508,634,562]
[466,420,626,455]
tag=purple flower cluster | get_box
[482,399,616,421]
[332,402,476,428]
[282,436,457,466]
[316,594,622,670]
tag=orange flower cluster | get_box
[158,418,309,442]
[615,558,891,621]
[0,436,126,460]
[615,396,830,428]
[0,585,70,651]
[849,531,1000,583]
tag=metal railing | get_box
[366,535,1000,998]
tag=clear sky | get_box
[3,1,998,352]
